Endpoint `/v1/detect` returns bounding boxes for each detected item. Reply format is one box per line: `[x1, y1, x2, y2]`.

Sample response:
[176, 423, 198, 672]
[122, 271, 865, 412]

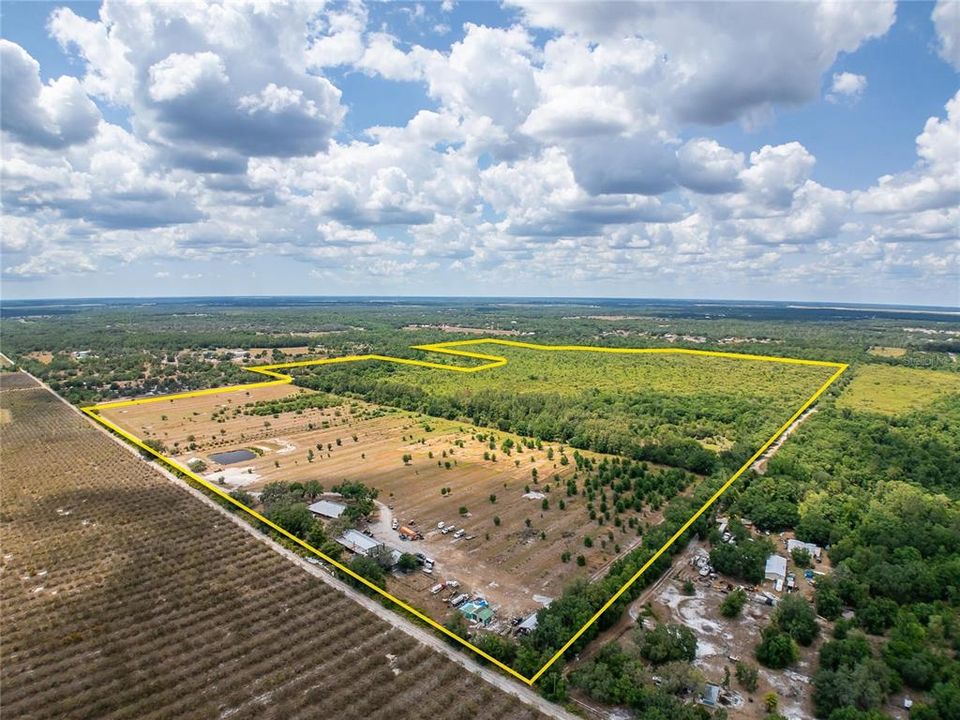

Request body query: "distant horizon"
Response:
[2, 293, 958, 313]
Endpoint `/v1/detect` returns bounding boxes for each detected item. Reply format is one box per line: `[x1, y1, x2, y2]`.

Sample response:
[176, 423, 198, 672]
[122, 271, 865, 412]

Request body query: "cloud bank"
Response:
[1, 0, 957, 303]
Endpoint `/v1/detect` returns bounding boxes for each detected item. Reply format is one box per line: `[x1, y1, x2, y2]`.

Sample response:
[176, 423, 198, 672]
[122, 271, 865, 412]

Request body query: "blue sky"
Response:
[1, 1, 957, 304]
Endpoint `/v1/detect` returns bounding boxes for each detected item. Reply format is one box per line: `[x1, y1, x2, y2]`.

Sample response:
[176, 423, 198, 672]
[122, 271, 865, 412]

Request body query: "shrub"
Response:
[736, 661, 759, 693]
[756, 626, 798, 669]
[636, 623, 697, 665]
[775, 594, 819, 646]
[720, 588, 747, 618]
[791, 547, 812, 568]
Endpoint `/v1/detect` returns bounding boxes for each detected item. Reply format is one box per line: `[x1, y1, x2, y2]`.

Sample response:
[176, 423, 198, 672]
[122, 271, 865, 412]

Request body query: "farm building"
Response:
[459, 601, 495, 625]
[336, 529, 384, 557]
[308, 499, 347, 519]
[517, 612, 539, 634]
[765, 554, 788, 589]
[700, 684, 721, 707]
[786, 538, 822, 561]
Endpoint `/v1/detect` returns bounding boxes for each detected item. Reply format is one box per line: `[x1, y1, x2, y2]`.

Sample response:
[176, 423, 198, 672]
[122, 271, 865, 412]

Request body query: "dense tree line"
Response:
[779, 397, 960, 500]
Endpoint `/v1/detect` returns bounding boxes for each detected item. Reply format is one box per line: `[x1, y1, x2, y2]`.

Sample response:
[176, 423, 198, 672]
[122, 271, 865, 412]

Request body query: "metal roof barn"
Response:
[786, 538, 822, 560]
[308, 500, 347, 519]
[336, 529, 384, 556]
[765, 554, 788, 582]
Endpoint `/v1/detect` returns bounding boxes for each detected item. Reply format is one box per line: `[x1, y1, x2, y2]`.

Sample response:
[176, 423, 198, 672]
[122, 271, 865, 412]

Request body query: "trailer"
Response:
[399, 526, 421, 541]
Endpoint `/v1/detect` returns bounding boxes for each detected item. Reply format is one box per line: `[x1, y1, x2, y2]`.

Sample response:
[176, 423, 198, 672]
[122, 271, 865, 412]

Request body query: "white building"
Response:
[517, 613, 539, 634]
[336, 529, 384, 557]
[765, 554, 788, 586]
[787, 538, 822, 561]
[308, 499, 347, 519]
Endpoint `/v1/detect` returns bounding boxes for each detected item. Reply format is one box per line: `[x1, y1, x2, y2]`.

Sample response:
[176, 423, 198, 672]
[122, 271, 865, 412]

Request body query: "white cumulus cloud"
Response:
[827, 72, 868, 104]
[0, 40, 101, 148]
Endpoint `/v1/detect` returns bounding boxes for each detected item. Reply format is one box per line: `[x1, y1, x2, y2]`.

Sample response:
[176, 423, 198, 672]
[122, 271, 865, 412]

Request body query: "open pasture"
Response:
[837, 363, 960, 415]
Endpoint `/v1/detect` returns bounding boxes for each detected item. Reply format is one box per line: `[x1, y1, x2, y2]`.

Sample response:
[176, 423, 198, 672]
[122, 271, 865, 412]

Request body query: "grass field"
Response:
[0, 376, 548, 720]
[101, 385, 687, 618]
[867, 346, 907, 358]
[837, 364, 960, 415]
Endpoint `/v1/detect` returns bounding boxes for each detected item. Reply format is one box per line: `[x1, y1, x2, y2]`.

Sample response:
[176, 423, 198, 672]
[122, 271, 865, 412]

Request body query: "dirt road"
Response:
[752, 407, 818, 474]
[569, 540, 701, 670]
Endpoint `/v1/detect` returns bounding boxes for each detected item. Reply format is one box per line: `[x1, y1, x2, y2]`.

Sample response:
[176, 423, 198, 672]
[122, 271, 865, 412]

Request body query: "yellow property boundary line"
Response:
[82, 339, 847, 686]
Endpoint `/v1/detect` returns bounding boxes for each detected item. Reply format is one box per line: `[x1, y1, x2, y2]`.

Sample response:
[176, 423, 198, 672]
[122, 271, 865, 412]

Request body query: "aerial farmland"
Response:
[0, 372, 553, 720]
[99, 381, 695, 621]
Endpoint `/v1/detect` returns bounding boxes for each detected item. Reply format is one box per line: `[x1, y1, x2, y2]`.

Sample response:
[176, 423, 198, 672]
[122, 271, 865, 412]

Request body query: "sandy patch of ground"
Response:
[24, 351, 54, 364]
[202, 466, 263, 488]
[651, 572, 819, 720]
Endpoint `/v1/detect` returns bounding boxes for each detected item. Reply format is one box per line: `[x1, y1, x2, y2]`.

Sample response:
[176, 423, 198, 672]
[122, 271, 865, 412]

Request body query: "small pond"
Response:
[209, 449, 257, 465]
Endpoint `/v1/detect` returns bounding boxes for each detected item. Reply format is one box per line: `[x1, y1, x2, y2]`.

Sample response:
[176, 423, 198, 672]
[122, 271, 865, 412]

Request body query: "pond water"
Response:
[209, 449, 257, 465]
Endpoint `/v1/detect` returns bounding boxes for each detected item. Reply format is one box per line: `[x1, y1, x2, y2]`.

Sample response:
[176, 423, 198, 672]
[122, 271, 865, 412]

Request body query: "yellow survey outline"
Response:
[82, 339, 847, 686]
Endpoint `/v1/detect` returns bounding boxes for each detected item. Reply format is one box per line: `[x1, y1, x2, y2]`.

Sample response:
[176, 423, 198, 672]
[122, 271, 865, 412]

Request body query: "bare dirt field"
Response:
[1, 376, 549, 720]
[867, 346, 907, 358]
[24, 350, 55, 364]
[101, 384, 672, 619]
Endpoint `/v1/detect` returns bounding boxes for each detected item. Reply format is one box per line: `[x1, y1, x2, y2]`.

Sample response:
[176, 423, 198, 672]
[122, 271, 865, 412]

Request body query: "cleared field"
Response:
[837, 364, 960, 415]
[0, 377, 548, 720]
[102, 385, 684, 618]
[24, 351, 55, 364]
[867, 346, 907, 358]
